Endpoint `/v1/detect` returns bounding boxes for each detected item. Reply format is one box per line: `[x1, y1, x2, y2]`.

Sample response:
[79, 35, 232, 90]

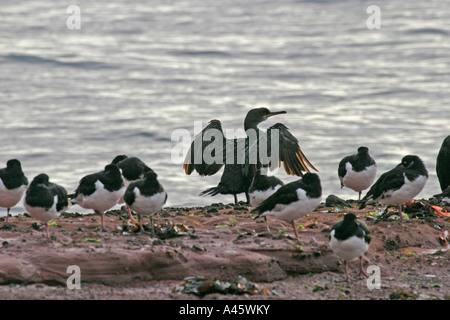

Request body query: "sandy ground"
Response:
[0, 197, 448, 301]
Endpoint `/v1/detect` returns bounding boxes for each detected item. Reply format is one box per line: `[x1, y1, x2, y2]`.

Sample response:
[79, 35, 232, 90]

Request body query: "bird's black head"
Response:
[302, 172, 320, 183]
[104, 164, 121, 176]
[111, 155, 128, 165]
[144, 170, 158, 181]
[31, 173, 50, 186]
[343, 212, 357, 223]
[244, 108, 287, 131]
[6, 159, 22, 171]
[400, 155, 426, 170]
[357, 146, 369, 154]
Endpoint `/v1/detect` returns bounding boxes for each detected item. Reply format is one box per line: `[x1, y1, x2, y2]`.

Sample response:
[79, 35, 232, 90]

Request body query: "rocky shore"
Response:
[0, 197, 448, 300]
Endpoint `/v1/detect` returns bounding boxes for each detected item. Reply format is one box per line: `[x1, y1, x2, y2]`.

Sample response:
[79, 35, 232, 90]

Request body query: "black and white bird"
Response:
[436, 134, 450, 192]
[338, 146, 377, 200]
[329, 213, 371, 281]
[70, 164, 124, 231]
[252, 173, 322, 240]
[249, 168, 284, 207]
[124, 170, 167, 234]
[111, 155, 154, 204]
[24, 174, 70, 240]
[359, 155, 428, 222]
[0, 159, 28, 223]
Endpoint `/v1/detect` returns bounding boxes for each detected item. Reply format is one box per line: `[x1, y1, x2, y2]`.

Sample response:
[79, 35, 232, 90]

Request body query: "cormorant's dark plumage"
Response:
[184, 108, 317, 204]
[436, 135, 450, 192]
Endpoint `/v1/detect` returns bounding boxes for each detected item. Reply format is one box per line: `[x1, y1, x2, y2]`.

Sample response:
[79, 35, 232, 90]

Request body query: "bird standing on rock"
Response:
[24, 174, 70, 240]
[252, 172, 322, 240]
[338, 146, 377, 200]
[359, 155, 428, 222]
[184, 108, 317, 204]
[0, 159, 28, 223]
[70, 164, 124, 231]
[329, 213, 371, 281]
[124, 170, 167, 234]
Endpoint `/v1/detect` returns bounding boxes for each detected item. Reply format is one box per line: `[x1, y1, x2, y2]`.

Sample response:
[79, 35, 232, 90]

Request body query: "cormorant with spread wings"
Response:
[183, 108, 318, 204]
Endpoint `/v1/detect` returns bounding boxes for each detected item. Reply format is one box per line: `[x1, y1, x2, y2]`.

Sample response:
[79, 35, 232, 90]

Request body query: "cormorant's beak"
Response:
[264, 111, 287, 118]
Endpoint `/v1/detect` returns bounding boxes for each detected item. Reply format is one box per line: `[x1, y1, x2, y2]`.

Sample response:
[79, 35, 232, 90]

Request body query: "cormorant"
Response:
[183, 108, 317, 204]
[436, 134, 450, 192]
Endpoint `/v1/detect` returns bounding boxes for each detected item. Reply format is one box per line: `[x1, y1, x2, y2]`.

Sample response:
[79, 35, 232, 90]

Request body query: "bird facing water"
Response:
[24, 173, 69, 240]
[124, 170, 167, 234]
[338, 146, 377, 200]
[0, 159, 28, 223]
[70, 164, 124, 231]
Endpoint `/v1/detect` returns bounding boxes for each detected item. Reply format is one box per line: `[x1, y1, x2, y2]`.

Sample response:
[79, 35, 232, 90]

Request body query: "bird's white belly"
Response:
[263, 189, 321, 222]
[0, 181, 27, 208]
[24, 196, 60, 223]
[379, 174, 427, 205]
[329, 232, 369, 261]
[74, 181, 124, 212]
[342, 163, 377, 192]
[131, 189, 166, 215]
[250, 185, 281, 207]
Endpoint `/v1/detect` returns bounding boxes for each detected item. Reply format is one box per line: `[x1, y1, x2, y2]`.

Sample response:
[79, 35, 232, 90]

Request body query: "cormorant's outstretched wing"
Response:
[265, 123, 318, 176]
[183, 119, 227, 176]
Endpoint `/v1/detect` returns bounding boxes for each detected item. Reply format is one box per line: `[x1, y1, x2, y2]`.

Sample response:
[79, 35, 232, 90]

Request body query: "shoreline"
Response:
[0, 198, 448, 300]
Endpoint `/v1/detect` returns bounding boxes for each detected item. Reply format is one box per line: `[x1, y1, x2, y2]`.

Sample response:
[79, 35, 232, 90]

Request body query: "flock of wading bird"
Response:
[1, 108, 449, 280]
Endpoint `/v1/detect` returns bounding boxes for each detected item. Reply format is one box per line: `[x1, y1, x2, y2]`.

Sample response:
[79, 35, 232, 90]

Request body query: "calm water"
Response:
[1, 0, 449, 215]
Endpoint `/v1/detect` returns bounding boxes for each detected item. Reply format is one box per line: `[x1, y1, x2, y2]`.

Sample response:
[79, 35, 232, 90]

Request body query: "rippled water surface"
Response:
[1, 0, 449, 214]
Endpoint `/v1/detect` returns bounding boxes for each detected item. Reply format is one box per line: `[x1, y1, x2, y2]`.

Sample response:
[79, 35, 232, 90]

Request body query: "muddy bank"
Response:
[0, 198, 448, 300]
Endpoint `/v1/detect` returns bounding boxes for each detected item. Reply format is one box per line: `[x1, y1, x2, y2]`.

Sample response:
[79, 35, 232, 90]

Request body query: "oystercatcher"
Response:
[0, 159, 28, 223]
[329, 213, 371, 281]
[248, 168, 284, 232]
[111, 155, 154, 204]
[359, 155, 428, 222]
[124, 170, 167, 234]
[252, 172, 322, 240]
[338, 146, 377, 200]
[24, 174, 70, 239]
[70, 164, 124, 231]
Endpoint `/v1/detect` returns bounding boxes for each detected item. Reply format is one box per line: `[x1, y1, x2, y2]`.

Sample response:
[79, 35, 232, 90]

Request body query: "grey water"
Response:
[1, 0, 449, 215]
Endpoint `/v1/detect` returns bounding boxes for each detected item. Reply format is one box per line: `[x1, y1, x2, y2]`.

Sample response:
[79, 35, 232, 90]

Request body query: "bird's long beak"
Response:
[264, 110, 287, 118]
